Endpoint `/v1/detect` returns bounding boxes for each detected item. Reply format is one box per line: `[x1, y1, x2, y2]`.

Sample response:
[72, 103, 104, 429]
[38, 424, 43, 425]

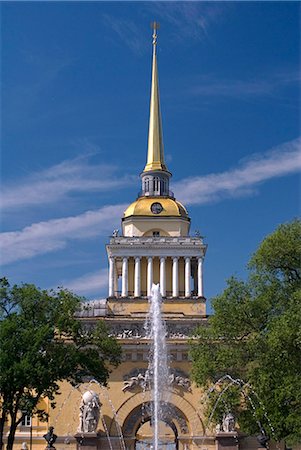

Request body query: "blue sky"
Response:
[1, 1, 300, 312]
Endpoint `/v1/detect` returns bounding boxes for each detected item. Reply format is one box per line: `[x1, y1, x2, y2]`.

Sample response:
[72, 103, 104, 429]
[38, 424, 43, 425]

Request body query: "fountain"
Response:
[199, 375, 275, 449]
[66, 284, 276, 450]
[145, 284, 170, 450]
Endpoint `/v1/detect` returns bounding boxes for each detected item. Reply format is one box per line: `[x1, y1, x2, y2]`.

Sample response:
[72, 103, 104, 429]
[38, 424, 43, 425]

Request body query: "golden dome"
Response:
[123, 197, 189, 219]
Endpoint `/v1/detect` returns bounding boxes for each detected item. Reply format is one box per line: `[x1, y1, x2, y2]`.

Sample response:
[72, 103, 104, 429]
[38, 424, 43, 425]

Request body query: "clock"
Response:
[151, 202, 163, 214]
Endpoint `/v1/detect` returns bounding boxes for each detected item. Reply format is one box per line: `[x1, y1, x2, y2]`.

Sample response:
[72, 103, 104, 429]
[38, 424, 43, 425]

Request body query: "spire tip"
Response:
[151, 21, 160, 45]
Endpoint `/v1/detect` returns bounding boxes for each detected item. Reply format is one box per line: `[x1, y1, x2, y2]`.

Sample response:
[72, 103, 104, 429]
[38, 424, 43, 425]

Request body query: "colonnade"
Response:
[108, 256, 203, 298]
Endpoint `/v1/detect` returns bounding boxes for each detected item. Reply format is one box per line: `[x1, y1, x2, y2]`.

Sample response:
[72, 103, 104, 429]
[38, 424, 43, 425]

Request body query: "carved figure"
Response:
[222, 413, 235, 432]
[122, 373, 147, 391]
[43, 426, 57, 448]
[168, 373, 191, 391]
[122, 369, 191, 392]
[78, 391, 101, 433]
[112, 229, 119, 237]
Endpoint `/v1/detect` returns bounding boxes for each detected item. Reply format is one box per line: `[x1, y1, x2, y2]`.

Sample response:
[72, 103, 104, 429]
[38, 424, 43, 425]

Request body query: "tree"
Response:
[190, 219, 301, 444]
[0, 279, 122, 450]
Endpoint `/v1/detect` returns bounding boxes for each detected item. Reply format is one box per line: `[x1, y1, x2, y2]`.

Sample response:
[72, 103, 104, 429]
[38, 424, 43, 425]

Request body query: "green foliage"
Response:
[0, 279, 121, 450]
[190, 219, 301, 444]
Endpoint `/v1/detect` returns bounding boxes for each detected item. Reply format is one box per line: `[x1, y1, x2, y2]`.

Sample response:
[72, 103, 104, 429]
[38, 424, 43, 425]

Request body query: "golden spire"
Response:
[143, 22, 168, 173]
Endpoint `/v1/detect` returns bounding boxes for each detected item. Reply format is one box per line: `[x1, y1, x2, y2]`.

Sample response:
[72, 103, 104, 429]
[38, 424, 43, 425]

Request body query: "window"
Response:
[144, 178, 150, 192]
[170, 352, 177, 361]
[163, 179, 167, 194]
[153, 231, 160, 237]
[21, 415, 32, 427]
[153, 177, 159, 192]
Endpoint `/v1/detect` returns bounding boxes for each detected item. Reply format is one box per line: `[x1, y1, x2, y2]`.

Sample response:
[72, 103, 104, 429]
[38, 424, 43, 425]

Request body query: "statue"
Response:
[222, 413, 235, 432]
[78, 391, 101, 433]
[43, 426, 57, 448]
[256, 422, 270, 448]
[215, 423, 221, 433]
[112, 229, 119, 237]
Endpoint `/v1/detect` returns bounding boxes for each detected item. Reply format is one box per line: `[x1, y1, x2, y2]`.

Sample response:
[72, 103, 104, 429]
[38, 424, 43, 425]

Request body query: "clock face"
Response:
[151, 202, 163, 214]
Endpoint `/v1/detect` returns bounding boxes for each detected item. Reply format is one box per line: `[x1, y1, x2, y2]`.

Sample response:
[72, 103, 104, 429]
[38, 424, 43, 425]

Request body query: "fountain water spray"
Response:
[146, 284, 170, 450]
[199, 375, 278, 450]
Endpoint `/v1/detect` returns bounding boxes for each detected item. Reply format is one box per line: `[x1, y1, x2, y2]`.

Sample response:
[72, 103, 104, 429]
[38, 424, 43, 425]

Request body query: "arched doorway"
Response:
[135, 419, 177, 450]
[122, 401, 188, 450]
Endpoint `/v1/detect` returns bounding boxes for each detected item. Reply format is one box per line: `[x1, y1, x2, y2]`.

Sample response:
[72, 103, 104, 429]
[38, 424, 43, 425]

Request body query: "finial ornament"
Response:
[151, 21, 160, 45]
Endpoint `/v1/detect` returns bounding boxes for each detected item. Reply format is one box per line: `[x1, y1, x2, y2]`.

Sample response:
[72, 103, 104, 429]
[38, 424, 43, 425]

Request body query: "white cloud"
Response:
[173, 137, 301, 205]
[2, 138, 300, 267]
[62, 269, 108, 296]
[1, 155, 134, 210]
[0, 204, 127, 265]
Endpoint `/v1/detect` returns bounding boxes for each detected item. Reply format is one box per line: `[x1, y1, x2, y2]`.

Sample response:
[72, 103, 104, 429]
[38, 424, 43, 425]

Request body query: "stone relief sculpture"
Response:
[222, 413, 235, 432]
[78, 390, 101, 433]
[108, 323, 193, 340]
[169, 373, 191, 391]
[122, 369, 191, 392]
[122, 373, 147, 391]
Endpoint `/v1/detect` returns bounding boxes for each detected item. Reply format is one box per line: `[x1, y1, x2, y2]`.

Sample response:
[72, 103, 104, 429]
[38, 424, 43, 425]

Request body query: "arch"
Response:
[135, 416, 178, 450]
[122, 401, 188, 438]
[112, 391, 205, 437]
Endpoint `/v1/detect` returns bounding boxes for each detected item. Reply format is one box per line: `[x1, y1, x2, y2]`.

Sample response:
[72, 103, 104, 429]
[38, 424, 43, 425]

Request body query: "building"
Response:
[10, 26, 268, 450]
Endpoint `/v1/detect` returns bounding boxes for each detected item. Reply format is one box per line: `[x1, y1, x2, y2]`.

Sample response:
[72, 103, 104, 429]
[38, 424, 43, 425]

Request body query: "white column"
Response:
[172, 257, 179, 298]
[147, 257, 153, 297]
[109, 257, 114, 297]
[134, 257, 141, 297]
[160, 257, 166, 297]
[122, 257, 128, 297]
[185, 257, 191, 298]
[114, 263, 118, 297]
[198, 257, 204, 297]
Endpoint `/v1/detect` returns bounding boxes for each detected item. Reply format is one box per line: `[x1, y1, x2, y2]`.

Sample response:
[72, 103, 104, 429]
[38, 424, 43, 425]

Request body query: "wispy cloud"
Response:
[102, 3, 225, 54]
[0, 204, 126, 265]
[150, 2, 225, 42]
[2, 139, 300, 266]
[173, 137, 301, 205]
[189, 71, 301, 99]
[1, 155, 134, 211]
[102, 15, 146, 54]
[62, 269, 108, 297]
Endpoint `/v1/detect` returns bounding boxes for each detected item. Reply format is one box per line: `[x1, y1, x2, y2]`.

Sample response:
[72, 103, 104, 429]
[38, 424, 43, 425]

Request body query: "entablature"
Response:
[106, 236, 207, 258]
